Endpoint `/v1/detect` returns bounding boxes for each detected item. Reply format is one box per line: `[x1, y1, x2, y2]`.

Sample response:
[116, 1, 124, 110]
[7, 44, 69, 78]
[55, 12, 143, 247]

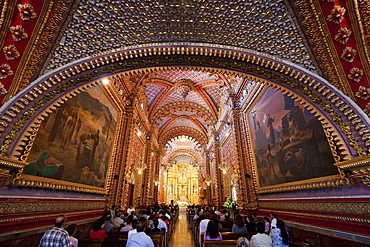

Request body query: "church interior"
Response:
[0, 0, 369, 246]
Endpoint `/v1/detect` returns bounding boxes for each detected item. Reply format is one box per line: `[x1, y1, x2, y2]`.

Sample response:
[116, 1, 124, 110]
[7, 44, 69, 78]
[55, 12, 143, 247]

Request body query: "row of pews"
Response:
[79, 209, 179, 247]
[187, 210, 256, 247]
[187, 211, 310, 247]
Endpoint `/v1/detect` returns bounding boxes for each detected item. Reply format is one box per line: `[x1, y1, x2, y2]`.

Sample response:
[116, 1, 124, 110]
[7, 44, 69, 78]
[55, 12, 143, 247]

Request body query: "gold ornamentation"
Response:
[13, 174, 106, 194]
[334, 27, 351, 44]
[341, 47, 357, 62]
[348, 68, 363, 82]
[17, 3, 37, 21]
[363, 103, 370, 117]
[9, 25, 28, 41]
[259, 201, 370, 216]
[355, 86, 370, 100]
[0, 82, 7, 95]
[0, 63, 14, 79]
[336, 155, 370, 188]
[3, 45, 20, 60]
[327, 5, 346, 24]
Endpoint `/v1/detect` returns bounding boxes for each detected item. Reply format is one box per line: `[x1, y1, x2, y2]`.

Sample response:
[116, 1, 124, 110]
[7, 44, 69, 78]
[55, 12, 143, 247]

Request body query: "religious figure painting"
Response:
[24, 86, 118, 188]
[248, 87, 337, 187]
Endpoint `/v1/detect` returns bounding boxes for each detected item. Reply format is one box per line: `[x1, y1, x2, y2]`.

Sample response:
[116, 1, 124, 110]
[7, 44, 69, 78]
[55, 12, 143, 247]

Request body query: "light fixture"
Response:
[135, 158, 147, 174]
[219, 160, 229, 174]
[102, 78, 110, 85]
[205, 178, 212, 186]
[153, 178, 159, 186]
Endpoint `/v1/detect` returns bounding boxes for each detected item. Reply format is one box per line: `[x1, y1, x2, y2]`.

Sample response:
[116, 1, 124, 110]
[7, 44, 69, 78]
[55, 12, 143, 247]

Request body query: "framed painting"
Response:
[247, 87, 338, 189]
[23, 85, 118, 189]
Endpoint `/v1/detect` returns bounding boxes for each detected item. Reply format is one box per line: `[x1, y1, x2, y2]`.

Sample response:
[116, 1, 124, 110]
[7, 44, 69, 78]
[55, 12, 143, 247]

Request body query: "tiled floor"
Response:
[168, 208, 194, 247]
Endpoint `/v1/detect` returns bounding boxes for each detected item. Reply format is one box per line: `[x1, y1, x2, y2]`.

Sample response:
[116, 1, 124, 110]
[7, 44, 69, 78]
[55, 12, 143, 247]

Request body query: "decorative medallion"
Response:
[0, 64, 14, 79]
[9, 25, 28, 42]
[348, 68, 363, 82]
[334, 27, 351, 44]
[355, 86, 370, 100]
[327, 5, 346, 24]
[340, 47, 357, 63]
[17, 3, 37, 21]
[3, 45, 20, 60]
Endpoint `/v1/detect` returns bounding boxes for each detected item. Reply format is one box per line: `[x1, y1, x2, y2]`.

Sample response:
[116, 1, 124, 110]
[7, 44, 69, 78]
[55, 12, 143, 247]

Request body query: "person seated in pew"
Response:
[127, 219, 139, 238]
[157, 216, 168, 232]
[139, 216, 152, 237]
[250, 221, 272, 247]
[66, 224, 78, 247]
[204, 221, 222, 244]
[245, 215, 256, 232]
[120, 215, 134, 232]
[269, 219, 289, 247]
[232, 215, 247, 233]
[237, 237, 250, 247]
[221, 213, 234, 228]
[151, 219, 162, 233]
[89, 218, 108, 240]
[211, 215, 222, 229]
[126, 221, 154, 247]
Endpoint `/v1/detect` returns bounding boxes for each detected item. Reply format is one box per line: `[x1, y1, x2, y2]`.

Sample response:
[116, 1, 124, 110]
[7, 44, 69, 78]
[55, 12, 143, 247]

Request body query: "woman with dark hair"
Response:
[89, 219, 107, 239]
[245, 215, 256, 232]
[232, 215, 247, 232]
[270, 212, 277, 230]
[269, 219, 289, 247]
[204, 221, 222, 242]
[263, 217, 271, 234]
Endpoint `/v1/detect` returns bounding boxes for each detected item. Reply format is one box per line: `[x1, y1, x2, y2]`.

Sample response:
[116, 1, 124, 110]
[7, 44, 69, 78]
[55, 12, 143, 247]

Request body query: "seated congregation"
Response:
[38, 202, 178, 247]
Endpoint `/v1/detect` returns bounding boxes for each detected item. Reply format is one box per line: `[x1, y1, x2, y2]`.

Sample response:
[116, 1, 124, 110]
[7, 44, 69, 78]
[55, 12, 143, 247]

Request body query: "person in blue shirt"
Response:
[126, 221, 154, 247]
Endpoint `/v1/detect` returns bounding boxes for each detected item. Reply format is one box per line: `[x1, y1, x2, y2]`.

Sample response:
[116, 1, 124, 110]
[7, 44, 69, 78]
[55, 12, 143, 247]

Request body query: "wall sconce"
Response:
[154, 178, 159, 186]
[219, 161, 229, 174]
[135, 158, 147, 174]
[205, 178, 212, 186]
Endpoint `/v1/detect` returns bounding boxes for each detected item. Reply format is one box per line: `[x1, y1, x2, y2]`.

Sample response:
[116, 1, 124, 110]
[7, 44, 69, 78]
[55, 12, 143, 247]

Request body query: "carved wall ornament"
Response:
[17, 3, 37, 21]
[364, 103, 370, 117]
[9, 25, 28, 42]
[327, 5, 346, 24]
[3, 45, 20, 60]
[340, 47, 357, 63]
[348, 68, 363, 82]
[0, 64, 14, 79]
[334, 27, 352, 44]
[355, 86, 370, 100]
[0, 82, 7, 95]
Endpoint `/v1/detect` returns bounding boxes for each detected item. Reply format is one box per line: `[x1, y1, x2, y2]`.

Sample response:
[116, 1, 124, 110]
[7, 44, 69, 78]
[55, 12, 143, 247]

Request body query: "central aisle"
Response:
[168, 208, 194, 247]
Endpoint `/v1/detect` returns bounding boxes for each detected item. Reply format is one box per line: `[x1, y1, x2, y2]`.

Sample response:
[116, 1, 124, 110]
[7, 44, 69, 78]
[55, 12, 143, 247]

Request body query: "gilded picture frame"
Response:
[12, 84, 119, 194]
[246, 86, 351, 193]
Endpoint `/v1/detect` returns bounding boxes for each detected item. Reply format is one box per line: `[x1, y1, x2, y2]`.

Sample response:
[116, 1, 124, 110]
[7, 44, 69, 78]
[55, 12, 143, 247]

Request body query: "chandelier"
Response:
[135, 159, 147, 174]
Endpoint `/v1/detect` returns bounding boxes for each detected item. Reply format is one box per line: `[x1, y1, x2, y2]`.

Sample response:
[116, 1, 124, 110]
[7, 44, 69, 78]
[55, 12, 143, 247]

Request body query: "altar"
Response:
[177, 201, 189, 207]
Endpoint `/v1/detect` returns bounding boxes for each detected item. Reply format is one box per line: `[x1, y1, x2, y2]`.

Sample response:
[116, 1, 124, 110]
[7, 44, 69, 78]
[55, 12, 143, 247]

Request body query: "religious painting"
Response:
[248, 87, 337, 187]
[24, 86, 118, 188]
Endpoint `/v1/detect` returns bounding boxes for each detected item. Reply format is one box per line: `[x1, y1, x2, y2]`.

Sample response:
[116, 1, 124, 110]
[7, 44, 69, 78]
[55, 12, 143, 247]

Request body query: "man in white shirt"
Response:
[250, 221, 273, 247]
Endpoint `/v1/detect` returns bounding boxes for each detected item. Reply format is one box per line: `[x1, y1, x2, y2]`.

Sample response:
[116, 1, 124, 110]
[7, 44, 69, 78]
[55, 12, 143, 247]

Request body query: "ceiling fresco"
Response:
[45, 0, 316, 73]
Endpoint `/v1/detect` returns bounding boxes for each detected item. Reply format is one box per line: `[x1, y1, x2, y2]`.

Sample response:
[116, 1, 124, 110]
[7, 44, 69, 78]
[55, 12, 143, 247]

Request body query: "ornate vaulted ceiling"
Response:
[45, 0, 316, 72]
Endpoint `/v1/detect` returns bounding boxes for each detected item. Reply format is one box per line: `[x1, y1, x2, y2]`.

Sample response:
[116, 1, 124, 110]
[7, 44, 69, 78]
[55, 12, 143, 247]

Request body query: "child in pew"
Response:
[204, 221, 222, 246]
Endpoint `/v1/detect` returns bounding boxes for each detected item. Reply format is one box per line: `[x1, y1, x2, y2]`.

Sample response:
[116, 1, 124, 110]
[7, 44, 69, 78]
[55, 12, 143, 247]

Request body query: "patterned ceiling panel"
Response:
[45, 0, 316, 72]
[144, 84, 164, 107]
[166, 118, 203, 132]
[157, 88, 211, 113]
[157, 117, 171, 130]
[204, 86, 225, 108]
[149, 70, 210, 83]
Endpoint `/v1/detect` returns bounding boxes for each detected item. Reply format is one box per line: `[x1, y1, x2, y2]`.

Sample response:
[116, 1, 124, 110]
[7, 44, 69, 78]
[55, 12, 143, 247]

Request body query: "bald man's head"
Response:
[54, 215, 67, 227]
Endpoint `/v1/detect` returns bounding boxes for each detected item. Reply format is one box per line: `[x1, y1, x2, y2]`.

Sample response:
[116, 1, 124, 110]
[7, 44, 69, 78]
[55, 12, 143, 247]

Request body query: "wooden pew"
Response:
[79, 237, 105, 247]
[151, 232, 164, 247]
[201, 231, 256, 247]
[204, 240, 238, 247]
[289, 238, 310, 247]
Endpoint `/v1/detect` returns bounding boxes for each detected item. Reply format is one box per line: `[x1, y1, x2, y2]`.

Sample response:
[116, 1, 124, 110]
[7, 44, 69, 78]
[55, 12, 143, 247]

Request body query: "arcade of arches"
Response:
[0, 0, 370, 246]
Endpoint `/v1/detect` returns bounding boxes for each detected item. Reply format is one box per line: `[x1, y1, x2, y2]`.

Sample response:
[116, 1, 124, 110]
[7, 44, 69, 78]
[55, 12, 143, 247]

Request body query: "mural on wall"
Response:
[248, 87, 337, 187]
[24, 86, 117, 188]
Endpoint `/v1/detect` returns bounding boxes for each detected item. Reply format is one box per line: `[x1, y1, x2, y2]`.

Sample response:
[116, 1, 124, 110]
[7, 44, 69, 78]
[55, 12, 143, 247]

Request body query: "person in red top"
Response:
[89, 219, 107, 239]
